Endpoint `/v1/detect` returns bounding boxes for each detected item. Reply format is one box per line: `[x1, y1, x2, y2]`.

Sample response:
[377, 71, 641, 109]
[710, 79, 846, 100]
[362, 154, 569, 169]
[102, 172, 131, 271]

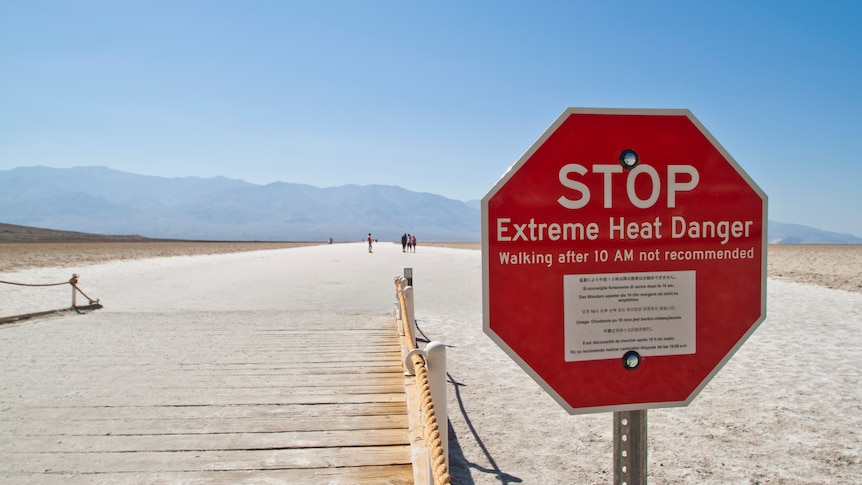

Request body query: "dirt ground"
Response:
[766, 244, 862, 293]
[2, 239, 860, 294]
[0, 241, 322, 273]
[0, 223, 324, 274]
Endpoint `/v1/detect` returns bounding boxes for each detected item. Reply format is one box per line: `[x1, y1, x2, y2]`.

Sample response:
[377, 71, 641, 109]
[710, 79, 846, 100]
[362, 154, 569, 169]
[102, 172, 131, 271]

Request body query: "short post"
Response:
[404, 267, 413, 286]
[425, 341, 448, 470]
[70, 274, 78, 307]
[394, 277, 404, 333]
[614, 410, 647, 485]
[404, 286, 416, 346]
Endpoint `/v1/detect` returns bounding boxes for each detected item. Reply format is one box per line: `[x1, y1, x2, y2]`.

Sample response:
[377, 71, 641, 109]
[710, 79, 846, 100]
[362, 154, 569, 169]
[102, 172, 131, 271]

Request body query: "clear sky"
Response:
[2, 1, 861, 236]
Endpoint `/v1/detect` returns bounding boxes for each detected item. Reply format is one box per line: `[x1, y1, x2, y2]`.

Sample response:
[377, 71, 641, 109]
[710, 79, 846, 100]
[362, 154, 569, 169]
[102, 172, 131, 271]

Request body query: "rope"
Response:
[0, 279, 69, 287]
[71, 282, 99, 305]
[396, 278, 451, 485]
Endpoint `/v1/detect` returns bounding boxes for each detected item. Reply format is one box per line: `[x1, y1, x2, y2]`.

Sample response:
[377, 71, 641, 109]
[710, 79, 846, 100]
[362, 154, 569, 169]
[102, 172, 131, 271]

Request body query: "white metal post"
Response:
[394, 277, 404, 334]
[425, 341, 448, 470]
[404, 286, 416, 346]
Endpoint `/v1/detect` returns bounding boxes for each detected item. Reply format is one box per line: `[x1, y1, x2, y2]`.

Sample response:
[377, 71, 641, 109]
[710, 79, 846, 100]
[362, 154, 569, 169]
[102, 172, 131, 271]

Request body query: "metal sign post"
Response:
[614, 410, 647, 485]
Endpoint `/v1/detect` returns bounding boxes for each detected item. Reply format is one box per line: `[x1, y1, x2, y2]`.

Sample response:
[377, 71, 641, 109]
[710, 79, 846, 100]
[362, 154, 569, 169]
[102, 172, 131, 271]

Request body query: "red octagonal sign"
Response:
[482, 108, 767, 414]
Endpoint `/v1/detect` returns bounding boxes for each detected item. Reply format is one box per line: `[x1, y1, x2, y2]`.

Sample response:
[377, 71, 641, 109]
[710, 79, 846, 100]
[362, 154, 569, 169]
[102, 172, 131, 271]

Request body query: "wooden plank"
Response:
[0, 414, 408, 435]
[0, 392, 408, 408]
[2, 415, 407, 434]
[7, 429, 411, 453]
[0, 401, 408, 421]
[0, 445, 413, 473]
[1, 464, 414, 485]
[0, 378, 408, 394]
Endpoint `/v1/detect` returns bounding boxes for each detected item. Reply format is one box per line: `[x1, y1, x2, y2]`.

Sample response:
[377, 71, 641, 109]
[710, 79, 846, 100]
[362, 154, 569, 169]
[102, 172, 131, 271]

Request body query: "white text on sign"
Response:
[557, 163, 699, 209]
[496, 216, 754, 245]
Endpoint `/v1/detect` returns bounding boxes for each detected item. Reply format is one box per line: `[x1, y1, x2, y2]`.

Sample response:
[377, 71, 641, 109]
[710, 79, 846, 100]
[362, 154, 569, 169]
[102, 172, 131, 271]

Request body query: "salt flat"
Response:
[2, 242, 861, 483]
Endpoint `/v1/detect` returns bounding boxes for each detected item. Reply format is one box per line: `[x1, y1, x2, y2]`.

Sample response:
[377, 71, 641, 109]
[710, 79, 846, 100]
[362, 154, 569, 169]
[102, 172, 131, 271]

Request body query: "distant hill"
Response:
[0, 222, 153, 243]
[1, 166, 859, 244]
[767, 221, 862, 244]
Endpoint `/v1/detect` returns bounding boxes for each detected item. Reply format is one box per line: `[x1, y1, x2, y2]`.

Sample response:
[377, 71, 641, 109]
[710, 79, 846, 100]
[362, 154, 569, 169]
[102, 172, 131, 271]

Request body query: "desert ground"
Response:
[3, 238, 861, 294]
[1, 234, 861, 484]
[0, 222, 323, 273]
[0, 241, 321, 273]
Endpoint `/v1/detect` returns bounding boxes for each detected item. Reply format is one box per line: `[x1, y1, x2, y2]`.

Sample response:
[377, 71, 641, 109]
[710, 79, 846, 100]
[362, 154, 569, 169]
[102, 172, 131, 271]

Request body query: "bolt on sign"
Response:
[482, 108, 767, 414]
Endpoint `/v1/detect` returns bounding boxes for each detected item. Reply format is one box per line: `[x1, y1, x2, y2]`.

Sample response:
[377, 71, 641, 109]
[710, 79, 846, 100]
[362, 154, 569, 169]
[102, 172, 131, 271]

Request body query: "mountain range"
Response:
[1, 166, 859, 244]
[0, 166, 478, 241]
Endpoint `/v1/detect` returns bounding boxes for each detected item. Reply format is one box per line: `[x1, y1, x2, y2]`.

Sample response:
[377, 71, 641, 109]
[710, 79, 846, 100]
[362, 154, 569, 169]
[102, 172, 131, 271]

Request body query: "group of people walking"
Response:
[401, 233, 417, 253]
[364, 233, 417, 253]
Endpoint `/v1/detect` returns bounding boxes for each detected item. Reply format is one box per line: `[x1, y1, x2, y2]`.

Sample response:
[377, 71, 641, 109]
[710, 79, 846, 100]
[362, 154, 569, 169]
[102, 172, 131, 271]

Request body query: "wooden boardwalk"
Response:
[0, 310, 414, 484]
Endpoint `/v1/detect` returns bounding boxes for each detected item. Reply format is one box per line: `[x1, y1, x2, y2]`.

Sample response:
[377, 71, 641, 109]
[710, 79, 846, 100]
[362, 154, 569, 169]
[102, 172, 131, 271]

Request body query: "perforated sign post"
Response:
[482, 108, 766, 483]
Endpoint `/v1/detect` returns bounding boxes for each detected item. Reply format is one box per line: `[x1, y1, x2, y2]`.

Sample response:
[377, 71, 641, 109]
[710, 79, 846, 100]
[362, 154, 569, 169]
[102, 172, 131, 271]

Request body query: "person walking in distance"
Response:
[411, 234, 417, 252]
[401, 233, 408, 253]
[367, 233, 373, 253]
[406, 233, 413, 253]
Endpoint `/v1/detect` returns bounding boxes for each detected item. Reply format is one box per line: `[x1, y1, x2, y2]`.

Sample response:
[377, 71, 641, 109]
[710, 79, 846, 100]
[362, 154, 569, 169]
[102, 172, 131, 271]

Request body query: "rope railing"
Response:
[0, 274, 102, 324]
[0, 279, 68, 287]
[395, 276, 451, 485]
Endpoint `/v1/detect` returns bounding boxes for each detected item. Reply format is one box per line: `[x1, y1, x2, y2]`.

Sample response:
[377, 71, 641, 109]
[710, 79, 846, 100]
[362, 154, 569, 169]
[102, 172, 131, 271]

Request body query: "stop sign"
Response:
[482, 108, 767, 414]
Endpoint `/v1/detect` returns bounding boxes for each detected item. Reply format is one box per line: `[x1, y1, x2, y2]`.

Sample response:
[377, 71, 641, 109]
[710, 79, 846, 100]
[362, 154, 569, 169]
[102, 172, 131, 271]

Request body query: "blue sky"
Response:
[2, 1, 861, 236]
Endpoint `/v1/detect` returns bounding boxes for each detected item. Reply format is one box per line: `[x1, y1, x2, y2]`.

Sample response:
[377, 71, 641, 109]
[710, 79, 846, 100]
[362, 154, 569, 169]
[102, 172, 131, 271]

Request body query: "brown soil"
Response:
[767, 244, 862, 293]
[0, 222, 153, 243]
[0, 223, 322, 273]
[0, 241, 326, 273]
